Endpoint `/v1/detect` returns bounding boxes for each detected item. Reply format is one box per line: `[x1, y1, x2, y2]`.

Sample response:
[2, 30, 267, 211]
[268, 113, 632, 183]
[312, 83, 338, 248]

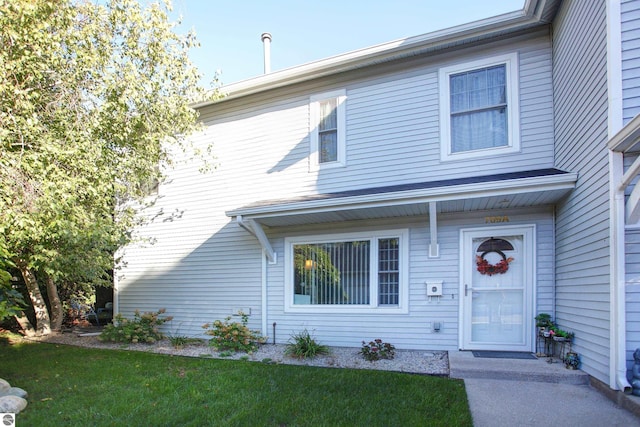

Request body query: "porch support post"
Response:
[236, 216, 277, 264]
[626, 182, 640, 223]
[429, 201, 439, 258]
[618, 154, 640, 191]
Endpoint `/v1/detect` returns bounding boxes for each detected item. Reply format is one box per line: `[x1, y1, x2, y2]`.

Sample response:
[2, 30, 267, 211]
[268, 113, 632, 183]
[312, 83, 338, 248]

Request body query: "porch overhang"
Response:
[608, 114, 640, 223]
[226, 168, 577, 228]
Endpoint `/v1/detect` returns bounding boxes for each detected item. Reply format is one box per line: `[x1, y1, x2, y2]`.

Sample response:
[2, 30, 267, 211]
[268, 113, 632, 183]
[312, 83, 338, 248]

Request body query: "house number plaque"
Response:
[485, 216, 510, 223]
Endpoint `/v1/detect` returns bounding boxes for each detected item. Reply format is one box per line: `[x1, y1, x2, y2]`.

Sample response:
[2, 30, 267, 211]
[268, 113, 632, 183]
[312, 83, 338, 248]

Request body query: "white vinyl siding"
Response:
[553, 0, 610, 384]
[622, 0, 640, 123]
[193, 36, 553, 198]
[316, 35, 552, 193]
[439, 53, 520, 162]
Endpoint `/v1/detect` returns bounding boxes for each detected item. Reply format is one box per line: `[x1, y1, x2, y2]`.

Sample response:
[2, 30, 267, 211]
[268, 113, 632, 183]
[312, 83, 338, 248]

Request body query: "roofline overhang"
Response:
[608, 114, 640, 153]
[226, 171, 577, 222]
[192, 0, 557, 109]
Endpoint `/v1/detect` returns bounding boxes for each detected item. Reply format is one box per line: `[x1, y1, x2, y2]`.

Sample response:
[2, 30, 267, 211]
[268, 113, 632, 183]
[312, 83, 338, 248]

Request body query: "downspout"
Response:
[607, 0, 631, 393]
[236, 215, 273, 337]
[261, 248, 268, 338]
[610, 150, 632, 393]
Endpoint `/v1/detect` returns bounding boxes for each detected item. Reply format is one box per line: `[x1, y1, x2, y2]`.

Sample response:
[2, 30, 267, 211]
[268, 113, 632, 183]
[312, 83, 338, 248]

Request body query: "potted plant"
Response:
[550, 327, 574, 342]
[535, 313, 553, 334]
[564, 352, 580, 369]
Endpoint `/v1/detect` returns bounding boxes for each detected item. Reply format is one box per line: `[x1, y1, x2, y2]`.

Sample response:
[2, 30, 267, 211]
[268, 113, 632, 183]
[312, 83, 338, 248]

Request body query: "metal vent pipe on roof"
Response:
[261, 32, 272, 74]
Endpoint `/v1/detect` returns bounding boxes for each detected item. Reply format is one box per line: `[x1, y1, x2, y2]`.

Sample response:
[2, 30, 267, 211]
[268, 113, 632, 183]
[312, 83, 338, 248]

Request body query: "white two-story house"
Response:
[115, 0, 640, 394]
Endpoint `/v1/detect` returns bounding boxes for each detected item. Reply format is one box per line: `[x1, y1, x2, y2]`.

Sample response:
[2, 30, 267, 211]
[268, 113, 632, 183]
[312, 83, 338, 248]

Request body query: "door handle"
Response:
[465, 284, 469, 296]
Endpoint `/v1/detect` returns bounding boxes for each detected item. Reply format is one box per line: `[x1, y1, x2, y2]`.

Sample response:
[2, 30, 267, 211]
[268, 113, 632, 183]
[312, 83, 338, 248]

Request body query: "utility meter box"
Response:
[426, 281, 443, 297]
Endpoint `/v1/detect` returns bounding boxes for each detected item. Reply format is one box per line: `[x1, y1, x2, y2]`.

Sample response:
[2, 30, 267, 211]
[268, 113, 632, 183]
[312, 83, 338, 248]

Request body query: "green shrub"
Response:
[284, 329, 329, 359]
[202, 312, 264, 353]
[360, 339, 395, 361]
[99, 309, 172, 344]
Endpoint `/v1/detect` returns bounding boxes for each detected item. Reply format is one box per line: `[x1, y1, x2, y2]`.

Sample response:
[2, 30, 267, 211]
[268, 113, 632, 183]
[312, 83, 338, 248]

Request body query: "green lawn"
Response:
[0, 339, 472, 426]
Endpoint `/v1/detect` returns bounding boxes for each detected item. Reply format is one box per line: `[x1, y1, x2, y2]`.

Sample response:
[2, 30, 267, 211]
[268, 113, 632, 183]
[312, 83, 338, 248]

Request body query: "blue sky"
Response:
[171, 0, 525, 88]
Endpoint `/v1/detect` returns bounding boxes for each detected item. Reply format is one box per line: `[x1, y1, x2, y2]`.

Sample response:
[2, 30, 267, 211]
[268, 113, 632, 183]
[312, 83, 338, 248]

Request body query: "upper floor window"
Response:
[309, 89, 346, 170]
[439, 53, 520, 161]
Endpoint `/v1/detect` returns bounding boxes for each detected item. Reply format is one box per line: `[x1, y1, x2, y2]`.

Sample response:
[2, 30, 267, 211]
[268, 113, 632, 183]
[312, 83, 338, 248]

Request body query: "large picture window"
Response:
[439, 53, 520, 161]
[284, 230, 408, 313]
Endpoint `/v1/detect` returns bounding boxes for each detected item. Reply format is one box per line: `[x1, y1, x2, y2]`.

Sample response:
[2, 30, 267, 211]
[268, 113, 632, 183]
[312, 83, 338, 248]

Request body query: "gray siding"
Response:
[552, 0, 610, 383]
[116, 142, 265, 334]
[622, 0, 640, 123]
[320, 36, 556, 193]
[201, 33, 555, 198]
[264, 209, 554, 350]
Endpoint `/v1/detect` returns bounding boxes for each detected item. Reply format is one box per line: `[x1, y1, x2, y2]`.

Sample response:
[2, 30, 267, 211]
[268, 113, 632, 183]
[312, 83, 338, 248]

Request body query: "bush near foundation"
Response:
[202, 312, 265, 353]
[99, 309, 172, 344]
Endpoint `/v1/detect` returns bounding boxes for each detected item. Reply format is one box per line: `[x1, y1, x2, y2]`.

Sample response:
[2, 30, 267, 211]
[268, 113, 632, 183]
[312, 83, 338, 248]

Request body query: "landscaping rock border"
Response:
[0, 378, 27, 414]
[29, 331, 449, 376]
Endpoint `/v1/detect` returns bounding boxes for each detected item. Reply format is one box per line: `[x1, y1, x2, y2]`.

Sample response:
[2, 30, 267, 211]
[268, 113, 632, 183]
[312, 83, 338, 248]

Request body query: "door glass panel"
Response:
[470, 235, 524, 346]
[471, 290, 523, 343]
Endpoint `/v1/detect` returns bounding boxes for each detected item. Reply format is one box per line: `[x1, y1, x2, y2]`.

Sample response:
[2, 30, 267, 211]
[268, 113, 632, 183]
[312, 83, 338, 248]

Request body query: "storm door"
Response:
[460, 226, 535, 351]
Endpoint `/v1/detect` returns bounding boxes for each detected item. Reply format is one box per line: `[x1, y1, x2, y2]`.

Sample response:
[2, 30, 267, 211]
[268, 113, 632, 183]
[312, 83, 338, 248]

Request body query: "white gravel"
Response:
[32, 332, 449, 376]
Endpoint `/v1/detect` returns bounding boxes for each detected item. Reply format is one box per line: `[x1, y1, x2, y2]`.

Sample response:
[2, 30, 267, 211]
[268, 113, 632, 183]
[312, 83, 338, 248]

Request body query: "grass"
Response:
[0, 337, 472, 426]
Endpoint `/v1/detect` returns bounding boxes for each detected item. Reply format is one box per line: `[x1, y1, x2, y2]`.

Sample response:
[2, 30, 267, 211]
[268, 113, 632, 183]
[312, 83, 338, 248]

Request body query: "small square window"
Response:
[310, 90, 346, 170]
[439, 53, 520, 161]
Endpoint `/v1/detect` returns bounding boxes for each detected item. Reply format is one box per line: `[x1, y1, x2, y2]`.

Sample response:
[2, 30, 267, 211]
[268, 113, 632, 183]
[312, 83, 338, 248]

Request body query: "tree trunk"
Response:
[14, 312, 36, 337]
[17, 263, 51, 336]
[45, 276, 63, 331]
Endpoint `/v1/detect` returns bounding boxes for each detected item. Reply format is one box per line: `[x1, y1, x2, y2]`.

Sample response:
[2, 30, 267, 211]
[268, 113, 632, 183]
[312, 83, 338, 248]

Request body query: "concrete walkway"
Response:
[448, 351, 640, 427]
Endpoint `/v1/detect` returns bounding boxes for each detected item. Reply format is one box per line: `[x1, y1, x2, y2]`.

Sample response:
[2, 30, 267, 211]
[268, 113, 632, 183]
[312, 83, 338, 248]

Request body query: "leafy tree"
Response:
[0, 0, 212, 334]
[0, 239, 26, 321]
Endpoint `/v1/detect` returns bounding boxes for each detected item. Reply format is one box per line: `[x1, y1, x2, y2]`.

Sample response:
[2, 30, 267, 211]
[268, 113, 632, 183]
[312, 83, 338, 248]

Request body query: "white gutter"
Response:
[607, 0, 631, 394]
[192, 0, 554, 108]
[608, 114, 640, 152]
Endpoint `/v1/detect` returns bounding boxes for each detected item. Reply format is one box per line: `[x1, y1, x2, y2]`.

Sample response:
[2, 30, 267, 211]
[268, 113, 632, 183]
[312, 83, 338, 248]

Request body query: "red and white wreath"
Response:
[476, 250, 514, 276]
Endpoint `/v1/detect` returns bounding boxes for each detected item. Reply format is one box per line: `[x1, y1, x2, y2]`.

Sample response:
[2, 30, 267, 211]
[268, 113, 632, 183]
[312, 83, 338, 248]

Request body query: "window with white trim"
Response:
[439, 53, 520, 161]
[284, 230, 408, 313]
[309, 89, 346, 169]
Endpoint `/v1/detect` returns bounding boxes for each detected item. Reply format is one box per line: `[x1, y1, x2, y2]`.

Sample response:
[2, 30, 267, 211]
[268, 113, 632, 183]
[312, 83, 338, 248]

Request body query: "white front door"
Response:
[460, 225, 535, 351]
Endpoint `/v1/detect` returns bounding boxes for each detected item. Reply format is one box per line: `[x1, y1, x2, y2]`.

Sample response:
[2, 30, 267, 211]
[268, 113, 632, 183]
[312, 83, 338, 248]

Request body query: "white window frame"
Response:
[284, 229, 409, 314]
[309, 89, 347, 170]
[439, 53, 520, 162]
